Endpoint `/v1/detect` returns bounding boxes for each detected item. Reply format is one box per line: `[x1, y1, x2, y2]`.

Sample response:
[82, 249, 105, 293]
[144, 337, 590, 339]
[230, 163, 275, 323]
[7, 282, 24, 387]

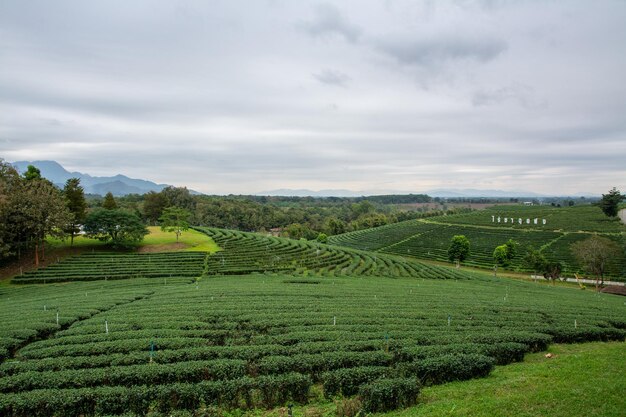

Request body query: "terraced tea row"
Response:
[11, 252, 207, 284]
[441, 205, 625, 233]
[0, 280, 175, 363]
[195, 227, 469, 280]
[0, 275, 624, 415]
[329, 219, 626, 279]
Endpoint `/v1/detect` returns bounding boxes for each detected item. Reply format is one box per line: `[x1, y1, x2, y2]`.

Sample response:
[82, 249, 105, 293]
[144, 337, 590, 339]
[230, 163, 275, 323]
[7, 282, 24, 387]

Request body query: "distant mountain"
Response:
[12, 160, 173, 196]
[425, 188, 547, 198]
[258, 188, 551, 198]
[256, 189, 366, 197]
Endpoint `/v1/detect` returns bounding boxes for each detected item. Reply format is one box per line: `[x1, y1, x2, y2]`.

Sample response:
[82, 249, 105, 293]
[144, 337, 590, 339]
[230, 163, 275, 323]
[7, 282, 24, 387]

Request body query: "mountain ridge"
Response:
[12, 160, 172, 196]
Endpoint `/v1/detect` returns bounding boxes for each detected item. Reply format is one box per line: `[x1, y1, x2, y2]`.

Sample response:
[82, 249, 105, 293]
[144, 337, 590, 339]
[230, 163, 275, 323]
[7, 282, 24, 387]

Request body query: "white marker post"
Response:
[105, 320, 109, 334]
[333, 316, 336, 326]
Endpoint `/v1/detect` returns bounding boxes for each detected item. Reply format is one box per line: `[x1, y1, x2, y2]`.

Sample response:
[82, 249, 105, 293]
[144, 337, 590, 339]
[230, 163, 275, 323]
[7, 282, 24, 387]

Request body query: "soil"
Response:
[137, 243, 188, 253]
[600, 285, 626, 296]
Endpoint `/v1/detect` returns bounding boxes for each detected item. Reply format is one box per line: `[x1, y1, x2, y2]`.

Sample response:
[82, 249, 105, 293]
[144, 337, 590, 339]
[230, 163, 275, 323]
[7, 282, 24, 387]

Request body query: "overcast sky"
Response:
[1, 0, 625, 195]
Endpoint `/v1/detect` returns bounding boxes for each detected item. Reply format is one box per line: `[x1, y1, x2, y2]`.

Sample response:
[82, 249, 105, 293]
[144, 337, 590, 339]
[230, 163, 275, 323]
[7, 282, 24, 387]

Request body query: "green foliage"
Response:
[571, 235, 622, 287]
[493, 245, 509, 267]
[447, 235, 470, 266]
[159, 206, 192, 242]
[598, 187, 624, 218]
[522, 245, 547, 275]
[83, 209, 148, 247]
[63, 178, 87, 245]
[142, 191, 167, 224]
[22, 165, 41, 181]
[0, 273, 625, 415]
[493, 239, 518, 268]
[359, 377, 420, 412]
[102, 192, 118, 209]
[316, 233, 328, 244]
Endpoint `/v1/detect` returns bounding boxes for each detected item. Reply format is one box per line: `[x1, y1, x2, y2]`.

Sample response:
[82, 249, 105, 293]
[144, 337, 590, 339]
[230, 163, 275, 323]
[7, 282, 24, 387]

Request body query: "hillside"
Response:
[328, 205, 626, 280]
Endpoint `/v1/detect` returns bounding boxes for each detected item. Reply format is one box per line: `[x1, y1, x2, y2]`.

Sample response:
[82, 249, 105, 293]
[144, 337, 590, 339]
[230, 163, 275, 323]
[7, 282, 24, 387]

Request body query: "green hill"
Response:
[329, 205, 626, 280]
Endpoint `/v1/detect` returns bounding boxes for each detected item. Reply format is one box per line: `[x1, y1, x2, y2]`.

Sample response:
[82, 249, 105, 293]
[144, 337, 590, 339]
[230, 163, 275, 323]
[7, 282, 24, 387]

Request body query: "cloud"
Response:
[471, 83, 546, 109]
[298, 3, 361, 43]
[312, 69, 351, 87]
[375, 35, 507, 67]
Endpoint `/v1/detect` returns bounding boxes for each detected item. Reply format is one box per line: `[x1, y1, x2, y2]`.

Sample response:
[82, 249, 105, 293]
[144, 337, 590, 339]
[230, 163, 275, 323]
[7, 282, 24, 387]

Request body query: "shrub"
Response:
[359, 377, 420, 412]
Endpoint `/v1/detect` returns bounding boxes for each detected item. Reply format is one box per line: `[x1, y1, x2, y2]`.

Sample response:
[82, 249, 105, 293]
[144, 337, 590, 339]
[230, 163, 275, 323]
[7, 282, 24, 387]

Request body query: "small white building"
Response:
[523, 201, 533, 206]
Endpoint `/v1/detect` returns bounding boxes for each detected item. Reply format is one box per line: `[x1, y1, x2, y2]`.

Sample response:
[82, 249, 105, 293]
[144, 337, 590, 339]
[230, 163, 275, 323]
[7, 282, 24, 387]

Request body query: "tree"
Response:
[316, 233, 328, 244]
[18, 178, 70, 265]
[0, 160, 21, 258]
[521, 245, 547, 280]
[571, 235, 621, 291]
[543, 261, 563, 285]
[324, 217, 347, 235]
[493, 239, 518, 276]
[597, 187, 624, 218]
[84, 209, 148, 247]
[63, 178, 87, 246]
[23, 165, 42, 181]
[447, 235, 470, 268]
[143, 191, 167, 225]
[161, 186, 195, 211]
[102, 192, 118, 210]
[159, 206, 192, 242]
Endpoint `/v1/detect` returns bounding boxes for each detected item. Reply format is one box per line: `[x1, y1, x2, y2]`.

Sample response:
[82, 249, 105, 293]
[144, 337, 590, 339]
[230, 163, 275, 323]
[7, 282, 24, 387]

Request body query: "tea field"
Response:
[1, 266, 625, 414]
[329, 205, 626, 280]
[0, 226, 625, 416]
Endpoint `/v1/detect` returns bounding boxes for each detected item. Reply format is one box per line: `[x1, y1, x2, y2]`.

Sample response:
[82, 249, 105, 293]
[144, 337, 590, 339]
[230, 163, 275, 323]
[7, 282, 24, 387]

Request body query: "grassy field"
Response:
[46, 227, 220, 253]
[0, 226, 624, 416]
[239, 341, 625, 417]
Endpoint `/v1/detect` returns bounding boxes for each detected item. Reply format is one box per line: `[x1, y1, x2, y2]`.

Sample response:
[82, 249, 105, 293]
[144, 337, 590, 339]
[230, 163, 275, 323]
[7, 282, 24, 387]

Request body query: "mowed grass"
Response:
[141, 226, 220, 252]
[396, 341, 626, 417]
[47, 226, 219, 253]
[246, 342, 625, 417]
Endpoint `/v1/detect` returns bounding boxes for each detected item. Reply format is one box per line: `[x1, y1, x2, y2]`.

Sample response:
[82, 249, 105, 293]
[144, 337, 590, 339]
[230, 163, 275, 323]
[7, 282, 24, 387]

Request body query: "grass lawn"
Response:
[238, 342, 625, 417]
[388, 341, 626, 417]
[140, 226, 220, 252]
[46, 226, 219, 253]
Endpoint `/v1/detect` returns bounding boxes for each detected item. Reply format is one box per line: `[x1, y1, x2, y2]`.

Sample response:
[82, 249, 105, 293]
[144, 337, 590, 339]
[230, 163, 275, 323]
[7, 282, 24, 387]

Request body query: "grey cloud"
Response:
[298, 3, 361, 43]
[375, 36, 507, 66]
[312, 69, 351, 87]
[472, 84, 546, 109]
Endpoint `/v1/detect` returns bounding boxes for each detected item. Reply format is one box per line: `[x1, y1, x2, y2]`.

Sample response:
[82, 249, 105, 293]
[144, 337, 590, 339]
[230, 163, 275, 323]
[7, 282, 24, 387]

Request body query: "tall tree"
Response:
[521, 245, 547, 279]
[159, 206, 192, 242]
[16, 177, 70, 265]
[63, 178, 87, 246]
[571, 235, 621, 290]
[448, 235, 470, 268]
[160, 186, 195, 211]
[597, 187, 624, 218]
[84, 209, 148, 247]
[0, 160, 22, 258]
[143, 191, 167, 225]
[493, 239, 518, 276]
[102, 192, 118, 210]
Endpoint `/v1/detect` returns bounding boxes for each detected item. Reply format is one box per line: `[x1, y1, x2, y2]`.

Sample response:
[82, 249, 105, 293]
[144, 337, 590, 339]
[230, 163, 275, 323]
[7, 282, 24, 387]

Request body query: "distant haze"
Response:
[1, 1, 625, 195]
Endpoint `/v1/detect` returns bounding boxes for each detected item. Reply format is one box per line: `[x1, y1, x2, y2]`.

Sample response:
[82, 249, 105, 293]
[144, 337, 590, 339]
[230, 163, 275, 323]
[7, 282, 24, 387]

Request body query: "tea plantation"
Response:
[0, 226, 624, 416]
[329, 205, 626, 279]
